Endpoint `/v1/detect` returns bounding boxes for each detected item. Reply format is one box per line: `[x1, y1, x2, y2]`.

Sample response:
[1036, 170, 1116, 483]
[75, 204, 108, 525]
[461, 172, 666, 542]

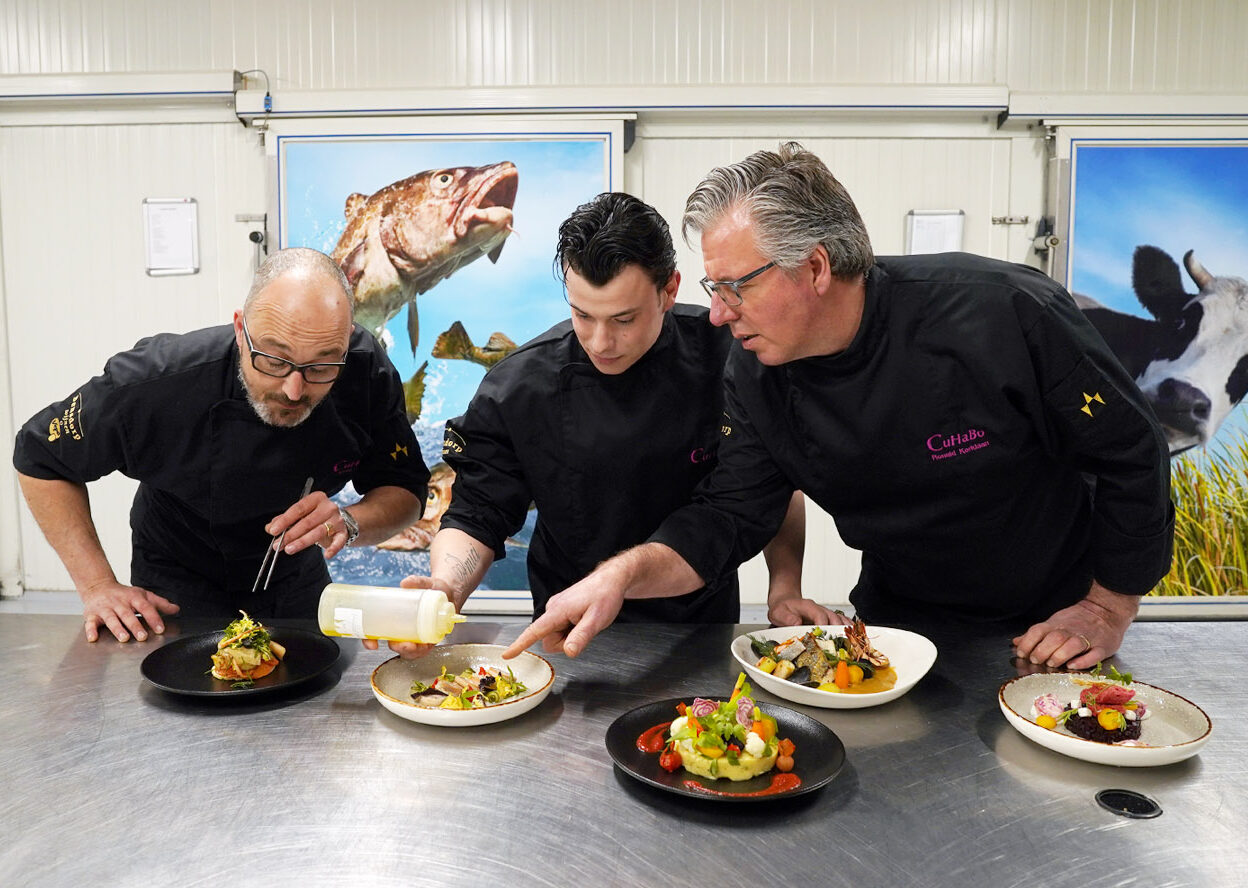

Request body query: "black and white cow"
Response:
[1075, 245, 1248, 454]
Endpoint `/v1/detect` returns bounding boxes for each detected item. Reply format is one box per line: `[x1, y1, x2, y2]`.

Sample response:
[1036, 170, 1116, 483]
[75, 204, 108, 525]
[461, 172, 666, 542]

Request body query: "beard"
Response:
[238, 364, 319, 428]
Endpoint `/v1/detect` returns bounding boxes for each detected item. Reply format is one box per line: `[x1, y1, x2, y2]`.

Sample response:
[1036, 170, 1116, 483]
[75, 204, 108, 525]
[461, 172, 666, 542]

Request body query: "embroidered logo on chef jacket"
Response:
[719, 411, 733, 438]
[689, 445, 716, 464]
[48, 392, 86, 443]
[925, 426, 991, 462]
[390, 443, 409, 461]
[1080, 391, 1105, 417]
[443, 427, 466, 457]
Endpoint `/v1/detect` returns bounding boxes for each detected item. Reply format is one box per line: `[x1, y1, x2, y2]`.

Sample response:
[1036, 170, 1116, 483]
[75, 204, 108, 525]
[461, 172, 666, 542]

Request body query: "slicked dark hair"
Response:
[554, 192, 677, 290]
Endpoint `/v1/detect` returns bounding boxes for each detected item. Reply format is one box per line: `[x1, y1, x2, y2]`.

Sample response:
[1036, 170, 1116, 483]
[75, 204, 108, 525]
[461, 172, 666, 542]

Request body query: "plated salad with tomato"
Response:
[410, 665, 528, 710]
[1030, 664, 1150, 745]
[659, 673, 797, 781]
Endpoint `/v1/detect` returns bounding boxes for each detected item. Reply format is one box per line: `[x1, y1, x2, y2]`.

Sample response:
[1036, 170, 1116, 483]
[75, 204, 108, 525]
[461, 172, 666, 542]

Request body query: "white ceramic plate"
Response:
[730, 625, 937, 709]
[998, 672, 1212, 767]
[371, 644, 555, 727]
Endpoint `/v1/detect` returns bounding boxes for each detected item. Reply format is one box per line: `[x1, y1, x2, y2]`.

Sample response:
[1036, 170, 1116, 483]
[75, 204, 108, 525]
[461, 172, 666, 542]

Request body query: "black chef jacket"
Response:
[439, 304, 740, 621]
[652, 253, 1174, 630]
[13, 324, 429, 619]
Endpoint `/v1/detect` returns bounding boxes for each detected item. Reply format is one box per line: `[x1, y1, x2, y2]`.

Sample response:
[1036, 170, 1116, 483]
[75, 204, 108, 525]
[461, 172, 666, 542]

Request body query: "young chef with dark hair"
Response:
[505, 144, 1174, 666]
[368, 192, 835, 658]
[14, 247, 429, 644]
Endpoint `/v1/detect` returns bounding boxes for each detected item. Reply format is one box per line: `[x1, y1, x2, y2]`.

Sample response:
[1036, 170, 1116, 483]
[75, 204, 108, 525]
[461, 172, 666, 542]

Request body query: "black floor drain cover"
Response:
[1095, 789, 1162, 819]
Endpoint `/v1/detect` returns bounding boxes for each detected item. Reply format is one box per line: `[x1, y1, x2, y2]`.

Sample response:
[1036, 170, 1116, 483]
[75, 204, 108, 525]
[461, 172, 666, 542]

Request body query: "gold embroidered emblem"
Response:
[390, 443, 408, 461]
[1080, 391, 1105, 417]
[48, 419, 62, 442]
[443, 428, 466, 456]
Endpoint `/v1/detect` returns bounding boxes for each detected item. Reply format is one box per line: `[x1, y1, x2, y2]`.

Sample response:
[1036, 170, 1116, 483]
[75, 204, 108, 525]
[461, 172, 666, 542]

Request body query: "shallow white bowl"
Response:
[371, 643, 555, 727]
[998, 672, 1212, 767]
[730, 625, 937, 709]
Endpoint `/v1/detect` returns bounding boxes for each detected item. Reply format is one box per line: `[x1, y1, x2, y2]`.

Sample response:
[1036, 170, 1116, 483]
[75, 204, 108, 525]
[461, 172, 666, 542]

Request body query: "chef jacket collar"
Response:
[568, 309, 679, 379]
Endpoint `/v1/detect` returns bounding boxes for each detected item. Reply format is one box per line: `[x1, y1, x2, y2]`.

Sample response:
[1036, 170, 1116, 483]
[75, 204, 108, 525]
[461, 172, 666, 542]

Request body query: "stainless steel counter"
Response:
[1, 614, 1244, 887]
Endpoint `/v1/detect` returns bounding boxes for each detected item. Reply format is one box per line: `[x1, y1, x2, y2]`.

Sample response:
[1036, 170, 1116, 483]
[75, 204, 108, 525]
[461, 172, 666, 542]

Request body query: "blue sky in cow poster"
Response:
[279, 135, 609, 592]
[1068, 142, 1248, 450]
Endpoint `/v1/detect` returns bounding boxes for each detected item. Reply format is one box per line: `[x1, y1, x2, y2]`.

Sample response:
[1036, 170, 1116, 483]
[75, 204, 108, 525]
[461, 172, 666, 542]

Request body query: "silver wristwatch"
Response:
[338, 507, 360, 547]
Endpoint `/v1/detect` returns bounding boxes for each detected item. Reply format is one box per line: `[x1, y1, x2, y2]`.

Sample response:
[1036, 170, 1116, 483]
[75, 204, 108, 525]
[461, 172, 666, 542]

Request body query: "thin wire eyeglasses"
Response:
[240, 316, 346, 384]
[698, 260, 777, 306]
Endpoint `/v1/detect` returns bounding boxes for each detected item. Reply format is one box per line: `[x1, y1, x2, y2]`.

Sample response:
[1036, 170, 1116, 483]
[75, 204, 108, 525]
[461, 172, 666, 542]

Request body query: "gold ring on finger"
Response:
[1077, 634, 1091, 653]
[324, 522, 335, 542]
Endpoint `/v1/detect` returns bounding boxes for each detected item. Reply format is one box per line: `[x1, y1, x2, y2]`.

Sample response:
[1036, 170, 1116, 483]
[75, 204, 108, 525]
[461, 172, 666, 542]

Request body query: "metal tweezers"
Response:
[253, 476, 314, 593]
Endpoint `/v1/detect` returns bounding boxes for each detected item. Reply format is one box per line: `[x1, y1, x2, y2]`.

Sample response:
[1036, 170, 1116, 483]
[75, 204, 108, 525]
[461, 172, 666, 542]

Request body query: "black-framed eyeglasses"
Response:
[699, 261, 777, 306]
[241, 316, 346, 384]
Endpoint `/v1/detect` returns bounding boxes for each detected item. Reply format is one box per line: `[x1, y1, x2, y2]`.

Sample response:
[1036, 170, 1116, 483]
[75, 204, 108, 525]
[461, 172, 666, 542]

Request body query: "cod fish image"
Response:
[402, 322, 518, 420]
[431, 320, 518, 369]
[331, 161, 519, 352]
[401, 361, 427, 424]
[377, 462, 456, 551]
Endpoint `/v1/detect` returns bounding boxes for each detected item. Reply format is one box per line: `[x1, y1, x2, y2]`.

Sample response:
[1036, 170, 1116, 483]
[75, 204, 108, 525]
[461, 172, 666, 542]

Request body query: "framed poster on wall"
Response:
[1054, 130, 1248, 605]
[268, 118, 624, 610]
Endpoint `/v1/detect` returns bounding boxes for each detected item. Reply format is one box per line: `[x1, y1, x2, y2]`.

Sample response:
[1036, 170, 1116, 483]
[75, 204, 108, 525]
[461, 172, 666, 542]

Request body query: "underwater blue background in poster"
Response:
[279, 135, 608, 592]
[1068, 142, 1248, 444]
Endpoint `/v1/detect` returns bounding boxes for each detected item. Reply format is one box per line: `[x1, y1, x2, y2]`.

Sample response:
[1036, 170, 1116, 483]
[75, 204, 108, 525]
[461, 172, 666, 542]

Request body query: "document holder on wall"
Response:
[143, 197, 200, 276]
[905, 209, 964, 255]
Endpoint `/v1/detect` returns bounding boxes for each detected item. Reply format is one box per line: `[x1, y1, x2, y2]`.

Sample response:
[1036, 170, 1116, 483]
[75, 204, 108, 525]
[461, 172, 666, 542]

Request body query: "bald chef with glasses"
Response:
[14, 248, 429, 644]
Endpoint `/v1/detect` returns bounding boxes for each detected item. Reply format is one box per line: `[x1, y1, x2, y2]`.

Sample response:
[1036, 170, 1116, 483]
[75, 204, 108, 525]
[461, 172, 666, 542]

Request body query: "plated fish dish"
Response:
[1030, 665, 1149, 745]
[209, 611, 285, 687]
[749, 618, 897, 695]
[409, 664, 528, 710]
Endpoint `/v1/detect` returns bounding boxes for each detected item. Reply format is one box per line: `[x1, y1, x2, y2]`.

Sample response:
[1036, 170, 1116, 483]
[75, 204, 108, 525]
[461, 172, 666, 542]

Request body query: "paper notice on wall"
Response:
[143, 198, 199, 275]
[905, 210, 964, 255]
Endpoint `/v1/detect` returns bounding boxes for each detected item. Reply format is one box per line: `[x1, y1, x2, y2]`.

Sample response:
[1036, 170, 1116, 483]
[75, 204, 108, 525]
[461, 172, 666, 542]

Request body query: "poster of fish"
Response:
[1066, 140, 1248, 597]
[277, 132, 614, 595]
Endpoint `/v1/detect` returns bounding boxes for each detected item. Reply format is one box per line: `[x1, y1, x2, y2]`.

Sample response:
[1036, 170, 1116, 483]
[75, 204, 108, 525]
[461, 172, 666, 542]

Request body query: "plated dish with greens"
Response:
[371, 644, 554, 727]
[730, 622, 936, 709]
[998, 667, 1212, 767]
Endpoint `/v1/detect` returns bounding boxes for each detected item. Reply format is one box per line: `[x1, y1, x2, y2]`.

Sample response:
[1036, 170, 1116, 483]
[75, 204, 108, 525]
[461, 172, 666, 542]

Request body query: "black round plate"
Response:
[605, 696, 846, 802]
[140, 627, 340, 697]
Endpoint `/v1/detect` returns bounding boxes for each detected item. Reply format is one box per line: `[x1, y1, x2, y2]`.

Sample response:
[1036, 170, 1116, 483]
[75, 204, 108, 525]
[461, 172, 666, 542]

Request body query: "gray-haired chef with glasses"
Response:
[506, 143, 1173, 669]
[13, 247, 428, 644]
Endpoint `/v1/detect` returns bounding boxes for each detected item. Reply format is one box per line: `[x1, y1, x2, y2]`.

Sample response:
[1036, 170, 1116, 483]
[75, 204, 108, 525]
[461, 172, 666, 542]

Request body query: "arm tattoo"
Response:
[446, 547, 482, 589]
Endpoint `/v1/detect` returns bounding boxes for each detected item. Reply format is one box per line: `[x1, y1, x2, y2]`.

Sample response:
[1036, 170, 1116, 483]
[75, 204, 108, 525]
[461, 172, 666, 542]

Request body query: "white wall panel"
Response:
[2, 1, 1247, 94]
[1, 121, 264, 592]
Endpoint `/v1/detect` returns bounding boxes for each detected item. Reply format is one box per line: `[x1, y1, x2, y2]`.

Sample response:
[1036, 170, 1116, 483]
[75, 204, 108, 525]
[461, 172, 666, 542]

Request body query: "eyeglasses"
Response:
[698, 261, 777, 306]
[240, 316, 346, 384]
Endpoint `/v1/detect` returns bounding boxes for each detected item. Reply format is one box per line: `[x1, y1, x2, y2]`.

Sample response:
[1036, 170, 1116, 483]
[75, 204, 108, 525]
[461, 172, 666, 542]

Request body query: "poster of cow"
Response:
[276, 132, 613, 596]
[1067, 140, 1248, 596]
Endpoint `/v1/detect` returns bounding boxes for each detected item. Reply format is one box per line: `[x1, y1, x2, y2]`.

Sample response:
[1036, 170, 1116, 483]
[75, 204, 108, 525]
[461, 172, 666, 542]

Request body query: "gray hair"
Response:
[682, 141, 874, 281]
[245, 247, 354, 318]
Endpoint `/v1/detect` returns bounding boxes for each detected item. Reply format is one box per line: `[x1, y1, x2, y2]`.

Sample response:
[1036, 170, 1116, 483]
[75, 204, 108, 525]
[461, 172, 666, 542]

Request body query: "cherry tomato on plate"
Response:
[659, 743, 683, 773]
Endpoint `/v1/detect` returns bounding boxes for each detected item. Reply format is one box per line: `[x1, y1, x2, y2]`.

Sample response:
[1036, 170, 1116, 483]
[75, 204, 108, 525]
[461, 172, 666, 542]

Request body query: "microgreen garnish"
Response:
[1092, 661, 1133, 685]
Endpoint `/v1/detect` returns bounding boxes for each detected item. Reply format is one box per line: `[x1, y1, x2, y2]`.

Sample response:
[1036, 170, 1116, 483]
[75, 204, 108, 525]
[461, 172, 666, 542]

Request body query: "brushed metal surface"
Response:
[1, 615, 1244, 887]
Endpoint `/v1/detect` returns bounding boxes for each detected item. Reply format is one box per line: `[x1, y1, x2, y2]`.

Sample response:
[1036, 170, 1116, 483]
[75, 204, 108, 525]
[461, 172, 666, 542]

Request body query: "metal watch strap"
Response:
[338, 507, 360, 546]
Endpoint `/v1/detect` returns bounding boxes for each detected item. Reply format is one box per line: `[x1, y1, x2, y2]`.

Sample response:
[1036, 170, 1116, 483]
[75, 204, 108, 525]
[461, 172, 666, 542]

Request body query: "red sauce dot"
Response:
[636, 721, 672, 754]
[682, 772, 802, 798]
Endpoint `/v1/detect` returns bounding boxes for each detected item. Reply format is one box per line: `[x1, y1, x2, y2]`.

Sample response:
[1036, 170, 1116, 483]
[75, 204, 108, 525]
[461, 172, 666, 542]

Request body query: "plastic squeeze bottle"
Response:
[317, 583, 465, 643]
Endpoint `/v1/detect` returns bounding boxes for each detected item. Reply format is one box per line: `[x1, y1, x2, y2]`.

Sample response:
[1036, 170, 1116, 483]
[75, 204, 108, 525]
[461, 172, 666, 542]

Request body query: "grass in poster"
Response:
[1152, 430, 1248, 597]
